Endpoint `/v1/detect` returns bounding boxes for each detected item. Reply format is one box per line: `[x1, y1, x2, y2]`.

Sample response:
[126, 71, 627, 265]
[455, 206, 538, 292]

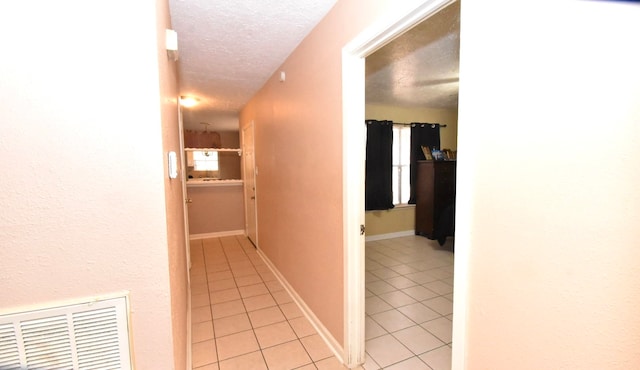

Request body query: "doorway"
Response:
[362, 1, 459, 367]
[178, 107, 191, 273]
[242, 121, 258, 246]
[342, 0, 467, 368]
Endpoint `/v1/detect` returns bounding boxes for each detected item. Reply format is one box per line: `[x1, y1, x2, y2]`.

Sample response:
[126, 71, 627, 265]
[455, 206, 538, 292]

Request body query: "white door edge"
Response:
[242, 121, 258, 246]
[177, 105, 192, 370]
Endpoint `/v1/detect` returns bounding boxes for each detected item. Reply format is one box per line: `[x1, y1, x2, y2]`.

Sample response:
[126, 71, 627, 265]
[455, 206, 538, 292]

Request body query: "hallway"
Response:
[190, 235, 453, 369]
[189, 236, 345, 369]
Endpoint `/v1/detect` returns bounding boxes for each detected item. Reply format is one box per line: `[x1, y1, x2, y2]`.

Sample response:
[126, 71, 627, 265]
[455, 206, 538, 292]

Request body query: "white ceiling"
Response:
[168, 0, 460, 131]
[366, 1, 460, 110]
[168, 0, 338, 130]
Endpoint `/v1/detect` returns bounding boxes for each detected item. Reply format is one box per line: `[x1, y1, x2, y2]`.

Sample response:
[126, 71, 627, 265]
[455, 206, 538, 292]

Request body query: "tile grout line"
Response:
[239, 233, 319, 368]
[196, 235, 452, 369]
[364, 237, 454, 370]
[207, 235, 319, 368]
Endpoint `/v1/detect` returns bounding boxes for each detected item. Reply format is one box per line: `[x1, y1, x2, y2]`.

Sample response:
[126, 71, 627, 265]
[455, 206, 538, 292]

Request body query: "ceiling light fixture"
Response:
[179, 96, 199, 108]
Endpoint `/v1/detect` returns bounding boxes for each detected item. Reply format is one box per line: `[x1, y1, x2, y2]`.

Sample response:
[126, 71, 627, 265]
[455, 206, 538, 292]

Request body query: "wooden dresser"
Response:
[415, 160, 456, 239]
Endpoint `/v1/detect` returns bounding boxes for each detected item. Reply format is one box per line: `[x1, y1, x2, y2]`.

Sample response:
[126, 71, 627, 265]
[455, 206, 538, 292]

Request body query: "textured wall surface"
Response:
[457, 1, 640, 368]
[168, 0, 338, 128]
[157, 0, 189, 369]
[0, 2, 177, 368]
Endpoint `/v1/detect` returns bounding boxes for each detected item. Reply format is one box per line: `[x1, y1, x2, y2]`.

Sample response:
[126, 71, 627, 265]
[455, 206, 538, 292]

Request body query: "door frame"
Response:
[178, 107, 191, 272]
[242, 121, 258, 246]
[341, 0, 466, 367]
[177, 105, 192, 370]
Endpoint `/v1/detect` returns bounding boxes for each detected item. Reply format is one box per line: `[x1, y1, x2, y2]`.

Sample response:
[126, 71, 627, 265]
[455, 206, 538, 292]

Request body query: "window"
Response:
[192, 150, 219, 171]
[392, 125, 411, 205]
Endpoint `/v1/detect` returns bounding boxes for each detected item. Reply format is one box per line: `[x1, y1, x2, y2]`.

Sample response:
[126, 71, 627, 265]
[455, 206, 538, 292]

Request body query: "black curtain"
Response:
[408, 123, 441, 204]
[365, 120, 394, 210]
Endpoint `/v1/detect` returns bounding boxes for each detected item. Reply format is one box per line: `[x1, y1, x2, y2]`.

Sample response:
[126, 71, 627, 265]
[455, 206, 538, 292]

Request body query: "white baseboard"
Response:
[256, 249, 345, 365]
[365, 230, 415, 242]
[189, 230, 245, 240]
[186, 289, 192, 370]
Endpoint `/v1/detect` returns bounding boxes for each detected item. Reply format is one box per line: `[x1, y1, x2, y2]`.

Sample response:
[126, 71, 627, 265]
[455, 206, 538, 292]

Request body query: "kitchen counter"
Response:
[186, 180, 245, 236]
[186, 179, 243, 187]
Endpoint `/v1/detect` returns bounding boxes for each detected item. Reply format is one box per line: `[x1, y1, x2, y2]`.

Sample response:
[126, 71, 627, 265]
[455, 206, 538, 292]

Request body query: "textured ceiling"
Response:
[168, 0, 338, 130]
[366, 1, 460, 110]
[168, 0, 460, 131]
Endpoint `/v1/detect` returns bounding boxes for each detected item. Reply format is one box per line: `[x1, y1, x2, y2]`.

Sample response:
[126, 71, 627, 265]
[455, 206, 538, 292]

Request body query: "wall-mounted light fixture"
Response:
[166, 29, 179, 61]
[180, 96, 199, 108]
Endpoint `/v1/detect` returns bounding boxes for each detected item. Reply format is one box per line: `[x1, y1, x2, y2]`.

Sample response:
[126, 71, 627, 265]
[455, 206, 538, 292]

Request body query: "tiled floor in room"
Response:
[190, 234, 453, 370]
[363, 236, 453, 370]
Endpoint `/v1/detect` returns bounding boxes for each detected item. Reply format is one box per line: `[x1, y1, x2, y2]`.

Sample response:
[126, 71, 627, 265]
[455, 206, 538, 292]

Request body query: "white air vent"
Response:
[0, 296, 131, 370]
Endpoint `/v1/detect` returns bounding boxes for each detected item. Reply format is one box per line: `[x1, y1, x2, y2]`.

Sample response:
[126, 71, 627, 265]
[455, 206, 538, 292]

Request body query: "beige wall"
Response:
[366, 103, 459, 150]
[0, 1, 183, 368]
[187, 185, 245, 235]
[457, 1, 640, 368]
[365, 207, 415, 236]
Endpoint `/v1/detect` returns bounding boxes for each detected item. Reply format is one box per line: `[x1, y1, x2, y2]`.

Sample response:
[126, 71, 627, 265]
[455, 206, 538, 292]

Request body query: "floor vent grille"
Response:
[0, 296, 131, 370]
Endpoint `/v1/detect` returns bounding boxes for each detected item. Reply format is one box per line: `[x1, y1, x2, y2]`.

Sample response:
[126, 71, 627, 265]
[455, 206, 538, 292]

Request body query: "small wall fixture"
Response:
[168, 151, 178, 179]
[180, 96, 199, 108]
[166, 29, 179, 61]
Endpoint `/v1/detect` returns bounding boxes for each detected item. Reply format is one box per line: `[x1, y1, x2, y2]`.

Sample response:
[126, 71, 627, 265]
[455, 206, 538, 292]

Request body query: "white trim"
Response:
[386, 203, 416, 209]
[178, 105, 192, 272]
[365, 230, 415, 242]
[341, 0, 460, 368]
[242, 121, 258, 247]
[341, 37, 367, 369]
[0, 290, 131, 316]
[189, 229, 245, 240]
[256, 248, 344, 364]
[186, 289, 192, 370]
[0, 294, 132, 369]
[184, 147, 241, 153]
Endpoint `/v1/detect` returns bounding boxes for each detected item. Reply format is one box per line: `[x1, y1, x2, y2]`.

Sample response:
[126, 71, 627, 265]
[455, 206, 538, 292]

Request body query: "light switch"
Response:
[168, 151, 178, 179]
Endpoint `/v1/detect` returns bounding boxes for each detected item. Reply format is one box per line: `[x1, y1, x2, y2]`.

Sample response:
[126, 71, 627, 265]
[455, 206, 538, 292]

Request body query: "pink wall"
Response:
[157, 1, 189, 369]
[240, 0, 439, 347]
[0, 1, 183, 368]
[457, 2, 640, 368]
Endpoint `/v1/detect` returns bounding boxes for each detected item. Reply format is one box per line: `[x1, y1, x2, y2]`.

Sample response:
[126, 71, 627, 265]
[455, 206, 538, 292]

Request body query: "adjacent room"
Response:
[362, 2, 459, 368]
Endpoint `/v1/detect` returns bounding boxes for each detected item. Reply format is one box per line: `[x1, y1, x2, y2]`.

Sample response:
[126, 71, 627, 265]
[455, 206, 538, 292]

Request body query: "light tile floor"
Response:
[190, 235, 453, 370]
[363, 236, 454, 370]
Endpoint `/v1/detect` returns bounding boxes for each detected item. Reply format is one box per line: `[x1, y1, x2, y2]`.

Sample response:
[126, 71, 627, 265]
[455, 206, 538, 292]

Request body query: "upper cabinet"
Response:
[183, 130, 242, 182]
[183, 129, 221, 149]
